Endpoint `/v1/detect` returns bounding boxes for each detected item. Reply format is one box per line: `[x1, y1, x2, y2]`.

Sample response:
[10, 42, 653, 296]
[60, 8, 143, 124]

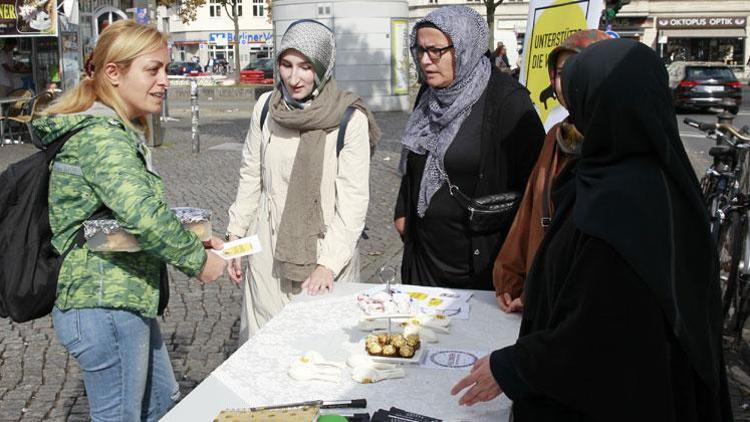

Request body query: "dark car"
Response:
[668, 61, 742, 114]
[167, 61, 202, 76]
[242, 58, 274, 79]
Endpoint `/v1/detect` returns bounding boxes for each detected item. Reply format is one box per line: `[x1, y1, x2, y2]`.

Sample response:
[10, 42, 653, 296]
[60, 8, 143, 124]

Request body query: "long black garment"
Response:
[395, 69, 545, 290]
[489, 39, 731, 421]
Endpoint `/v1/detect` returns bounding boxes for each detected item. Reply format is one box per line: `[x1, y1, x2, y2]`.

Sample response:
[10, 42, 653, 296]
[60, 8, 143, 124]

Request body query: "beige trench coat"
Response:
[227, 92, 371, 342]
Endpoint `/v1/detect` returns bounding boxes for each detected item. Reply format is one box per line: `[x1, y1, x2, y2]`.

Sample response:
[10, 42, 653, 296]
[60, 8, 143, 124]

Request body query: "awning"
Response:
[662, 28, 745, 38]
[614, 30, 644, 37]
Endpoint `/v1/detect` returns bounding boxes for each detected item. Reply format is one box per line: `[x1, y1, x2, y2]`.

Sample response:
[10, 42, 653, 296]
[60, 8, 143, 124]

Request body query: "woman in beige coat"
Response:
[226, 20, 380, 343]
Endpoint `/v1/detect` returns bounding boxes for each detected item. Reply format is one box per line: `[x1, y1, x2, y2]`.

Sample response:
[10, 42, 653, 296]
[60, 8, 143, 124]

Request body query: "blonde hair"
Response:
[44, 20, 167, 133]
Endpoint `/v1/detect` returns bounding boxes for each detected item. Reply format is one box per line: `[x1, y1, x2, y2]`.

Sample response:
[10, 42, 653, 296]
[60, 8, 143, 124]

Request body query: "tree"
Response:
[482, 0, 505, 51]
[221, 0, 242, 84]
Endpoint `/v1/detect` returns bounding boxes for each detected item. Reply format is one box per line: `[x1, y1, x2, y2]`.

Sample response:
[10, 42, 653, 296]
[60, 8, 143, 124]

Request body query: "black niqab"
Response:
[562, 38, 722, 392]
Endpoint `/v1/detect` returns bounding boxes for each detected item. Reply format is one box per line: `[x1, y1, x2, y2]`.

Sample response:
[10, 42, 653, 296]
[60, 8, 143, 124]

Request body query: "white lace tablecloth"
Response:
[205, 284, 521, 421]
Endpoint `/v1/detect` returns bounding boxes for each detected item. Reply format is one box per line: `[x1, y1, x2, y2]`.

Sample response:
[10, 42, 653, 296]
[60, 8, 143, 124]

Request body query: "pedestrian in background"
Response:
[452, 38, 732, 422]
[37, 20, 226, 421]
[394, 5, 544, 291]
[226, 19, 381, 343]
[493, 41, 511, 74]
[493, 29, 611, 314]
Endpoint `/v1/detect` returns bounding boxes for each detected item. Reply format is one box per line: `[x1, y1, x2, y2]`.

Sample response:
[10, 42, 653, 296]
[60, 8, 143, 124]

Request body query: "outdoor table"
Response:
[162, 282, 521, 421]
[0, 95, 33, 145]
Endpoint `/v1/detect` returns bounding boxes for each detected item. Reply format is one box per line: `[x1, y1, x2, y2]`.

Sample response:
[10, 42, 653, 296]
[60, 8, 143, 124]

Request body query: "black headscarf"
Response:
[562, 39, 722, 392]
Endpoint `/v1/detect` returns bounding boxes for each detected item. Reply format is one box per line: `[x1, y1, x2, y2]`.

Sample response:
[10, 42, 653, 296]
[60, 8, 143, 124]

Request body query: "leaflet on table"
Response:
[362, 285, 472, 320]
[420, 348, 488, 370]
[211, 235, 262, 260]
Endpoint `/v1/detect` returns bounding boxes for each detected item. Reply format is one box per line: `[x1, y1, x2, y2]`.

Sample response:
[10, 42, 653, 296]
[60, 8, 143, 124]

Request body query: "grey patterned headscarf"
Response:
[277, 19, 336, 98]
[400, 6, 491, 217]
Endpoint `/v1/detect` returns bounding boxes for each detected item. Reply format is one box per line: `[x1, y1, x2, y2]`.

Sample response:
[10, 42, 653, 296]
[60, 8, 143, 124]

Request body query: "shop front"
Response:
[0, 0, 81, 94]
[171, 30, 273, 71]
[657, 16, 748, 75]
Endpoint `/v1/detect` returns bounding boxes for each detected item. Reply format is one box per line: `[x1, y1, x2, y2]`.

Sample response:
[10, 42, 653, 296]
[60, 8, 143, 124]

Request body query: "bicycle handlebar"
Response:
[683, 117, 717, 132]
[720, 124, 750, 143]
[683, 118, 750, 143]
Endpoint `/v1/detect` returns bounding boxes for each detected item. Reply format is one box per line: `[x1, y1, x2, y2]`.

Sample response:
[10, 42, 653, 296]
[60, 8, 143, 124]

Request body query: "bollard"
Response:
[161, 89, 170, 121]
[190, 77, 200, 154]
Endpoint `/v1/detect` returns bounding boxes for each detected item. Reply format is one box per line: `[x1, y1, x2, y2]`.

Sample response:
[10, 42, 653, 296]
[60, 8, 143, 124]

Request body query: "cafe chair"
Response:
[4, 91, 51, 145]
[0, 88, 34, 145]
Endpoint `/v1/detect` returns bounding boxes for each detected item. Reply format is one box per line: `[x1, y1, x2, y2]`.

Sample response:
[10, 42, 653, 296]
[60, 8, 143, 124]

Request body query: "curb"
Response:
[167, 85, 274, 100]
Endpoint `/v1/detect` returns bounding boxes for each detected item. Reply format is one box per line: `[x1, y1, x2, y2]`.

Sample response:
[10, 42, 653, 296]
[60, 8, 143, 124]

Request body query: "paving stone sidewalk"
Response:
[0, 97, 406, 421]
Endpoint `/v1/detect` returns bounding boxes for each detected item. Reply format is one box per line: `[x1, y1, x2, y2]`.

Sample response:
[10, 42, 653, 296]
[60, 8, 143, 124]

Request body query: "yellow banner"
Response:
[520, 0, 603, 130]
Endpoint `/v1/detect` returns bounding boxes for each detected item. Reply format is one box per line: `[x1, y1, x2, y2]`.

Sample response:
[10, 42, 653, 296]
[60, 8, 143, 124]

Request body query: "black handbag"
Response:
[439, 165, 522, 234]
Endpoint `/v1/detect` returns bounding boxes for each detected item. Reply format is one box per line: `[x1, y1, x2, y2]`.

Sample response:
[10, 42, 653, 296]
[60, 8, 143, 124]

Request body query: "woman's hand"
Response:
[497, 293, 524, 314]
[301, 265, 334, 295]
[225, 235, 243, 285]
[450, 355, 503, 406]
[394, 217, 406, 238]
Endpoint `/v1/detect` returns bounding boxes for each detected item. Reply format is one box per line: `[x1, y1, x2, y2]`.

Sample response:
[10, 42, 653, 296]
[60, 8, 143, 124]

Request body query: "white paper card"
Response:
[363, 285, 472, 319]
[211, 235, 262, 260]
[420, 348, 488, 370]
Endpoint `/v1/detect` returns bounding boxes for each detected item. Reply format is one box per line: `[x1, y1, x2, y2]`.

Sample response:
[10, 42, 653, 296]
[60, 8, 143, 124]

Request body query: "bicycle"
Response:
[685, 113, 750, 347]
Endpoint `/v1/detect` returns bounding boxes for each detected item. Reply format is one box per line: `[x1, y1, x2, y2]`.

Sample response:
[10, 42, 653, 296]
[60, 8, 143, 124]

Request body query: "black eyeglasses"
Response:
[411, 45, 454, 61]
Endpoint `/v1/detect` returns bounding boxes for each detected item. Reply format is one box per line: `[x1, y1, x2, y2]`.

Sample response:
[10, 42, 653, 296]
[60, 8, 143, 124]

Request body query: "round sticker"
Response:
[429, 350, 479, 369]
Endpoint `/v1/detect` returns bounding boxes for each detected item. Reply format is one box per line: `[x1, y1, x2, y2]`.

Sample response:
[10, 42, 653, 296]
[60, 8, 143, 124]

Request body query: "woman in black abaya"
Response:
[451, 38, 732, 421]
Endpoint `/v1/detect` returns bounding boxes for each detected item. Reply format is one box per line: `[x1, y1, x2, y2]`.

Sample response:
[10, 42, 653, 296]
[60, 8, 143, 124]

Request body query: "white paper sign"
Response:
[364, 285, 473, 320]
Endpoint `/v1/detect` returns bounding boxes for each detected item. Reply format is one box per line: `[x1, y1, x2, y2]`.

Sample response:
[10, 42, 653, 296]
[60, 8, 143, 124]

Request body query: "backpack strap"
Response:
[336, 106, 356, 157]
[260, 97, 354, 157]
[259, 94, 271, 130]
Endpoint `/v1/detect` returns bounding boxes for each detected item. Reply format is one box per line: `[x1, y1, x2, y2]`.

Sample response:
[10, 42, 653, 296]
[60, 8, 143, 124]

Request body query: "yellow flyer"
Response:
[211, 235, 262, 260]
[520, 0, 604, 131]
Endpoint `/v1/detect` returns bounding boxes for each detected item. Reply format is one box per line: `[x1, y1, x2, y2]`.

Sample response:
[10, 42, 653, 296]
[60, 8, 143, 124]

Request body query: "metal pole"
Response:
[161, 89, 169, 120]
[190, 77, 200, 154]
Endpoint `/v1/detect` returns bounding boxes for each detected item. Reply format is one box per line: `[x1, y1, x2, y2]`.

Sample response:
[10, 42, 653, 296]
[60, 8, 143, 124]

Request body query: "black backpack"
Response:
[0, 128, 89, 322]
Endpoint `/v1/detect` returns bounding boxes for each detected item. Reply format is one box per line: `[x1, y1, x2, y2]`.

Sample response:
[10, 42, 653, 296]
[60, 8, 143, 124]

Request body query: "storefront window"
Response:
[209, 44, 234, 62]
[666, 37, 745, 66]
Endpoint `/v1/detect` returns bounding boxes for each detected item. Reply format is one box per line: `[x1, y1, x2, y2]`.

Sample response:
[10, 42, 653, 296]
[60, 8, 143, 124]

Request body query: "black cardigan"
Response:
[395, 68, 545, 288]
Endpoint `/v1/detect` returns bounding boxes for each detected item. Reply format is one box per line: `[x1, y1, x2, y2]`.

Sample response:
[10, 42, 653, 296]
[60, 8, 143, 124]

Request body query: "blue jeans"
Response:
[52, 307, 180, 421]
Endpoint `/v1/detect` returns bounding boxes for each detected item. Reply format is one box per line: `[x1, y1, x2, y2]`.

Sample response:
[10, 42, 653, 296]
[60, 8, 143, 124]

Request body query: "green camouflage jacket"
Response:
[32, 103, 207, 318]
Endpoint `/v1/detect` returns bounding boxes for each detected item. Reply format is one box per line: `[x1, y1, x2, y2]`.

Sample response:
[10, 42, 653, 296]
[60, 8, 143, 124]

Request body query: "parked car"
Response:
[667, 61, 742, 114]
[242, 58, 274, 80]
[167, 61, 202, 76]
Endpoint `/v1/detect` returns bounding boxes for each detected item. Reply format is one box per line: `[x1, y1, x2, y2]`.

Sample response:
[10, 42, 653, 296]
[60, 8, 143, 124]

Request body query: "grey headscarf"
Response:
[276, 19, 336, 99]
[400, 5, 491, 217]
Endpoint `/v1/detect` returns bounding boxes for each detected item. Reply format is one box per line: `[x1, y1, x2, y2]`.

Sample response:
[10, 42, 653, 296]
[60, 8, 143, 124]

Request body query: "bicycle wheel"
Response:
[719, 212, 745, 338]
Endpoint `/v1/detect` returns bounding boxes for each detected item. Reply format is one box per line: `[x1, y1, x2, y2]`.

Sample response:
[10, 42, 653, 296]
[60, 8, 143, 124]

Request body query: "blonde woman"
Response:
[226, 20, 380, 343]
[34, 20, 226, 421]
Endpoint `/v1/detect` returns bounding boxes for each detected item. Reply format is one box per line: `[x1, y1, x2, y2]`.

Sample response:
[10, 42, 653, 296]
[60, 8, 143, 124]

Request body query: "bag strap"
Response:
[259, 94, 271, 130]
[260, 95, 355, 158]
[45, 126, 109, 253]
[436, 162, 476, 209]
[337, 106, 356, 158]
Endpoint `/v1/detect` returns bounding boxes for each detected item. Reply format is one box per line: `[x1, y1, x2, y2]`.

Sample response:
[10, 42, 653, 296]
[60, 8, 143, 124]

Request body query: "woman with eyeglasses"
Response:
[394, 5, 545, 290]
